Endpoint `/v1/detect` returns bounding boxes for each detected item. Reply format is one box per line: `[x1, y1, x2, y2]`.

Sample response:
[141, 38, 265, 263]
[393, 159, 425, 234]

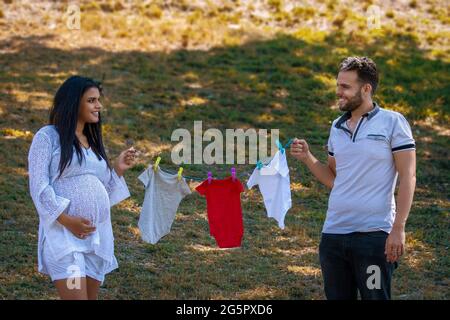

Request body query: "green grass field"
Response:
[0, 0, 448, 299]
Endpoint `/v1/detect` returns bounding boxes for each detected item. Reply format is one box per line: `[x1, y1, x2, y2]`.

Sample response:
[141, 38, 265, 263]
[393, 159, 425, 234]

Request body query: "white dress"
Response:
[28, 125, 130, 276]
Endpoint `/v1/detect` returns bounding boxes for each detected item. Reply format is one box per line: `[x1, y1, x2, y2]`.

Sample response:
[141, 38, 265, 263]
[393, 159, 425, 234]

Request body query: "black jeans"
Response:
[319, 231, 398, 300]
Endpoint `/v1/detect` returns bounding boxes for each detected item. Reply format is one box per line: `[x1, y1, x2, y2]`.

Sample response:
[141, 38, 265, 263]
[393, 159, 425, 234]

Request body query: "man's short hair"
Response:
[339, 57, 379, 95]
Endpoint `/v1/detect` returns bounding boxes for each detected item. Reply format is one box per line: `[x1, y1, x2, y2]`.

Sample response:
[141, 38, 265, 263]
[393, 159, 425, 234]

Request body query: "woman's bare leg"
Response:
[54, 277, 88, 300]
[86, 276, 101, 300]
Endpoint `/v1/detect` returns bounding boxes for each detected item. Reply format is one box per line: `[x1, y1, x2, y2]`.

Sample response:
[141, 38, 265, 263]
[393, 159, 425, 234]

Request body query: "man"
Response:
[291, 57, 416, 300]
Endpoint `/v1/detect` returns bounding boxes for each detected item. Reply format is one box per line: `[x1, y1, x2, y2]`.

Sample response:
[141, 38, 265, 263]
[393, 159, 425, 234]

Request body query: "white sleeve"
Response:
[391, 114, 415, 153]
[28, 132, 70, 228]
[246, 169, 260, 189]
[327, 126, 335, 157]
[104, 168, 131, 207]
[277, 152, 290, 177]
[138, 168, 151, 188]
[180, 178, 192, 197]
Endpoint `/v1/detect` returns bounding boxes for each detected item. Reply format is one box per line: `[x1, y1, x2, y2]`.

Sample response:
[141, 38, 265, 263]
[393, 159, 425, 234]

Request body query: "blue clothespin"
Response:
[256, 160, 263, 170]
[276, 139, 285, 154]
[284, 138, 294, 149]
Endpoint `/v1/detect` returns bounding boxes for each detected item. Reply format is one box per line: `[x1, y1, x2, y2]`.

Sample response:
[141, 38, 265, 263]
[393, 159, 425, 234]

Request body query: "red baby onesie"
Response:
[196, 177, 244, 248]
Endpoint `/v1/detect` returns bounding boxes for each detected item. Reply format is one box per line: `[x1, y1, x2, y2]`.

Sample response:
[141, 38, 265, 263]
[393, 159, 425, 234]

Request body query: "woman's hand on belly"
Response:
[57, 213, 96, 239]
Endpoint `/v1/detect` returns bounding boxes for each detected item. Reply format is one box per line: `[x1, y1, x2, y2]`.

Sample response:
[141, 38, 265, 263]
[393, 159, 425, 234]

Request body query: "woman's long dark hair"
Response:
[49, 76, 110, 176]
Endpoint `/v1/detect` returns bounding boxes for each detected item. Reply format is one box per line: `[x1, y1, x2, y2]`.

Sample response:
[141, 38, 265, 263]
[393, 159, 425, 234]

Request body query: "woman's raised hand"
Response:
[114, 147, 137, 177]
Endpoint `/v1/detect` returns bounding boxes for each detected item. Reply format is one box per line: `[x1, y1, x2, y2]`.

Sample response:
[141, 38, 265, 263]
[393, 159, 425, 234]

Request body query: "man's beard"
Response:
[338, 90, 363, 112]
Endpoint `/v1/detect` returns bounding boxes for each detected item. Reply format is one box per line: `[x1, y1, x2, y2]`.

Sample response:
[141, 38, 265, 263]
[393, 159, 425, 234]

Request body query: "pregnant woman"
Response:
[28, 76, 136, 299]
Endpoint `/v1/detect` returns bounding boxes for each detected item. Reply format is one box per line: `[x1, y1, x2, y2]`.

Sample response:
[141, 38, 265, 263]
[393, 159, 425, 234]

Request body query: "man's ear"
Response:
[362, 83, 372, 96]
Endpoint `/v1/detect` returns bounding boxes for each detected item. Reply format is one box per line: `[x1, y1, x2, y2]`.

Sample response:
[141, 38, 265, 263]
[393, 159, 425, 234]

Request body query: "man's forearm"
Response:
[393, 176, 416, 229]
[302, 152, 335, 189]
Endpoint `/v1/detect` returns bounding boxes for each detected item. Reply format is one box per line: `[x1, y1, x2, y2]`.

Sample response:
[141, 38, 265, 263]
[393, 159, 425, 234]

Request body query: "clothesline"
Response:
[138, 139, 293, 246]
[151, 138, 294, 182]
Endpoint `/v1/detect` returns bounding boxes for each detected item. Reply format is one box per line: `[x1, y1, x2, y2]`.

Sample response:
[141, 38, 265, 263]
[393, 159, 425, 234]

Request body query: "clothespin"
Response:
[177, 167, 183, 181]
[207, 171, 212, 184]
[231, 167, 236, 181]
[284, 138, 294, 149]
[153, 156, 161, 172]
[256, 160, 263, 170]
[276, 139, 285, 154]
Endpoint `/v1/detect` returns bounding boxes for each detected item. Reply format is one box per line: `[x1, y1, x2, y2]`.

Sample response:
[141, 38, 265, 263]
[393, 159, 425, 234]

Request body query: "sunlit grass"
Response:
[0, 0, 448, 300]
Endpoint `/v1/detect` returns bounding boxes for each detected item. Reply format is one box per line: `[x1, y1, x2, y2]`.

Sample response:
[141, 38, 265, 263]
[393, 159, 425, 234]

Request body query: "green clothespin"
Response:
[153, 156, 161, 172]
[177, 167, 183, 181]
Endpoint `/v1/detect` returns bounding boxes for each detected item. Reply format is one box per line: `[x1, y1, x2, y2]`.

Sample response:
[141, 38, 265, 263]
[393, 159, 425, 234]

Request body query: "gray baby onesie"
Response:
[138, 167, 191, 244]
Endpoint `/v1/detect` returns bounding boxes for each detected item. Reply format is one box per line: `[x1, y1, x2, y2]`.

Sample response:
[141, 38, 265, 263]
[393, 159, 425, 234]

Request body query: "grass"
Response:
[0, 0, 449, 299]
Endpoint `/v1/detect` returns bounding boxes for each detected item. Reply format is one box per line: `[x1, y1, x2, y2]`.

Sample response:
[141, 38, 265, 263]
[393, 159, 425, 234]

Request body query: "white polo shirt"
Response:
[324, 103, 415, 234]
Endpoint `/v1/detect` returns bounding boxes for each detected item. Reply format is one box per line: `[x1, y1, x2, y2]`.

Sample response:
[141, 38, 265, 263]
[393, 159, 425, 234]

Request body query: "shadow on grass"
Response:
[0, 30, 448, 299]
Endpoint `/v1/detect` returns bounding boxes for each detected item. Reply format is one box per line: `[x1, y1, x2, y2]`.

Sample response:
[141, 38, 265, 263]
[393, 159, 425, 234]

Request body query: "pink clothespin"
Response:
[207, 171, 212, 184]
[231, 167, 236, 182]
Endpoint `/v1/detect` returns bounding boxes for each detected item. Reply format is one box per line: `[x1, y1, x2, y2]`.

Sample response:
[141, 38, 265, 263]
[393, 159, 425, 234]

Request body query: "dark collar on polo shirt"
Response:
[335, 102, 380, 130]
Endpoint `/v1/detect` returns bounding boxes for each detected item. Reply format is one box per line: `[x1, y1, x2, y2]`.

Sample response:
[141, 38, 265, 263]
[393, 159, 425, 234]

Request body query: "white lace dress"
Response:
[28, 125, 130, 276]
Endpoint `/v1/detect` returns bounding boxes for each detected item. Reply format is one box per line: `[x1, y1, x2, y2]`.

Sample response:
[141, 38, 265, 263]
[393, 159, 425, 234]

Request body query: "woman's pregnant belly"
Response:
[53, 174, 110, 225]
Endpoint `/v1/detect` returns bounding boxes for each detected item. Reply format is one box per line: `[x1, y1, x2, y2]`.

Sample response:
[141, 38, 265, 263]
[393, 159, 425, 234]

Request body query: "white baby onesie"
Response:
[247, 150, 292, 229]
[138, 167, 191, 244]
